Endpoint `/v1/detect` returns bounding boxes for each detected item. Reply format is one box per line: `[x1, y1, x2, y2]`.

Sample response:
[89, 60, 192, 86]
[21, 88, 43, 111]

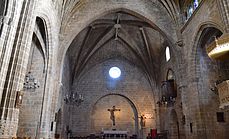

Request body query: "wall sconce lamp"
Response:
[15, 91, 24, 108]
[23, 72, 40, 90]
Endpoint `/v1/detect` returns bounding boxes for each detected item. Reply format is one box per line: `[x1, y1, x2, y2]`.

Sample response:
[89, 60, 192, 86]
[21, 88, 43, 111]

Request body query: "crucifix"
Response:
[107, 106, 121, 126]
[139, 115, 146, 128]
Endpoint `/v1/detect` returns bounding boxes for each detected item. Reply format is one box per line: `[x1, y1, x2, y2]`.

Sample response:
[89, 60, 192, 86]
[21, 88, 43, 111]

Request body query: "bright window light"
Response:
[109, 67, 121, 79]
[166, 46, 171, 62]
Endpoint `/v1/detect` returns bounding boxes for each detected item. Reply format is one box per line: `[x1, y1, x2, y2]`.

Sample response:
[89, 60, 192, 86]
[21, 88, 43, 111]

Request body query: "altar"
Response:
[102, 130, 128, 139]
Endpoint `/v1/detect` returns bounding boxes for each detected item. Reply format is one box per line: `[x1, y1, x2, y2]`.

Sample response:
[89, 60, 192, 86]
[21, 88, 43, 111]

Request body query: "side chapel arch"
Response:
[17, 15, 54, 138]
[91, 93, 140, 136]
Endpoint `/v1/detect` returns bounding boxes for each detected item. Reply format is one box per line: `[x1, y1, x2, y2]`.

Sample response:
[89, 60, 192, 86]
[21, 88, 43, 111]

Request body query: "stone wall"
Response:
[57, 54, 72, 139]
[0, 0, 36, 138]
[17, 36, 46, 138]
[0, 0, 228, 139]
[67, 59, 156, 138]
[181, 0, 229, 139]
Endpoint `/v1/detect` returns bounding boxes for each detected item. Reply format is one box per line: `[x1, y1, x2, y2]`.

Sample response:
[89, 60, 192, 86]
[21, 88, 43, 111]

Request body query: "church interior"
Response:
[0, 0, 229, 139]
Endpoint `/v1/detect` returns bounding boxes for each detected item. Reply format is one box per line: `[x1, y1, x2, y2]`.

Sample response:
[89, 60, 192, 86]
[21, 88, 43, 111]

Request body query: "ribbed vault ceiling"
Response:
[66, 12, 169, 86]
[59, 0, 189, 27]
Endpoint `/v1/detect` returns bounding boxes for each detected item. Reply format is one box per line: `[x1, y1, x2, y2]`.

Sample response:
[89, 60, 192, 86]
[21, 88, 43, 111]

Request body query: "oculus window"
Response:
[109, 67, 121, 79]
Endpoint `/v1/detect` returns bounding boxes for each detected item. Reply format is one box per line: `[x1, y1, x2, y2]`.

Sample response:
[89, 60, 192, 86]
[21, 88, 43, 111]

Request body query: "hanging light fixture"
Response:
[64, 91, 84, 106]
[23, 72, 40, 90]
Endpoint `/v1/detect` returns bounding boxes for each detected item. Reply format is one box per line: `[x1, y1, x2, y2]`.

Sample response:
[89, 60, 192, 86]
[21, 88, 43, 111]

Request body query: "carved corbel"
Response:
[175, 39, 184, 47]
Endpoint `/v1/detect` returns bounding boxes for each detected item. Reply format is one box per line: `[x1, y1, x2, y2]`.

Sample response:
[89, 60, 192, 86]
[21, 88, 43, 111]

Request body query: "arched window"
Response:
[166, 46, 171, 62]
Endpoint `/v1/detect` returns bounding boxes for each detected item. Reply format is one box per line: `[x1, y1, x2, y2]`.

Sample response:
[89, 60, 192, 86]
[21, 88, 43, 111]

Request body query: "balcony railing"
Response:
[206, 34, 229, 60]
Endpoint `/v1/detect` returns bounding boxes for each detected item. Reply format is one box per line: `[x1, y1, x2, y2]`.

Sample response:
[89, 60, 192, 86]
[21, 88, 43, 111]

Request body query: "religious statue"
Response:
[108, 106, 121, 126]
[139, 114, 146, 128]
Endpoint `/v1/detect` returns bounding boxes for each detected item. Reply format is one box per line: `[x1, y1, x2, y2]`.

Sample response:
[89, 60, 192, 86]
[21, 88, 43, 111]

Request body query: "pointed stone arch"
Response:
[58, 2, 178, 75]
[189, 22, 224, 81]
[17, 16, 49, 138]
[187, 21, 229, 139]
[32, 11, 58, 138]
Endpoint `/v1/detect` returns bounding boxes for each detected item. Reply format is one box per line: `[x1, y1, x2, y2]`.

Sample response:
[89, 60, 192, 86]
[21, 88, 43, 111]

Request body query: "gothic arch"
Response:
[33, 12, 58, 138]
[188, 22, 224, 81]
[58, 7, 180, 92]
[58, 2, 178, 72]
[187, 22, 225, 139]
[17, 16, 50, 138]
[34, 13, 55, 76]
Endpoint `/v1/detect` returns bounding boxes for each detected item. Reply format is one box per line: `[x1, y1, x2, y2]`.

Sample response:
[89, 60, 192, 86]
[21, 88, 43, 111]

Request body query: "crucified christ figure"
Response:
[108, 106, 121, 126]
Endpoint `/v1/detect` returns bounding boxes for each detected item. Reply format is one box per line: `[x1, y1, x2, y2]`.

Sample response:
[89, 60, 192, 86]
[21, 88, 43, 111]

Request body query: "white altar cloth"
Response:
[102, 130, 128, 134]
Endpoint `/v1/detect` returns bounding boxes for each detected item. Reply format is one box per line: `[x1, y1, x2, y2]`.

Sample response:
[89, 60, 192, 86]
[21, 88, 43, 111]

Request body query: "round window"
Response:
[109, 67, 121, 79]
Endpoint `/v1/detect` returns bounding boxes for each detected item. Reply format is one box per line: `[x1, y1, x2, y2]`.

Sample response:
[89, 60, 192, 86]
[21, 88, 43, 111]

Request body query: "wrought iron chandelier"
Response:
[64, 92, 83, 106]
[157, 96, 176, 107]
[23, 72, 40, 90]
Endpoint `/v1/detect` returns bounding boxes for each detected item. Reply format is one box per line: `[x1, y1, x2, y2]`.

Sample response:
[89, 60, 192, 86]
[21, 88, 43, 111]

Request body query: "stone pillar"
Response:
[0, 0, 8, 34]
[0, 0, 23, 105]
[0, 0, 37, 138]
[217, 0, 229, 33]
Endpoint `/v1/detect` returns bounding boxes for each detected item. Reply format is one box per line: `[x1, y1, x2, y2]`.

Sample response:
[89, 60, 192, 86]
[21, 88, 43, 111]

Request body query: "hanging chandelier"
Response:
[23, 72, 40, 90]
[64, 92, 83, 106]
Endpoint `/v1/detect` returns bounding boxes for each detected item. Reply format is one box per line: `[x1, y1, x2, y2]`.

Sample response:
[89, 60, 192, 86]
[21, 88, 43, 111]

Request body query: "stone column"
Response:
[0, 0, 22, 105]
[0, 0, 8, 34]
[217, 0, 229, 33]
[0, 0, 37, 138]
